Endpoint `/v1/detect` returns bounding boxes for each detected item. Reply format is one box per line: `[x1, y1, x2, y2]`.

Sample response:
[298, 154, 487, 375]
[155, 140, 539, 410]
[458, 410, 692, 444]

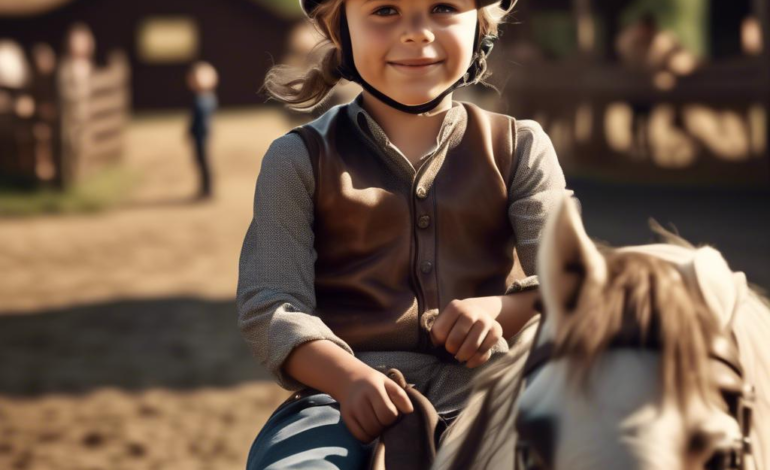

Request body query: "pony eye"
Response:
[514, 412, 556, 469]
[516, 442, 549, 470]
[688, 430, 711, 455]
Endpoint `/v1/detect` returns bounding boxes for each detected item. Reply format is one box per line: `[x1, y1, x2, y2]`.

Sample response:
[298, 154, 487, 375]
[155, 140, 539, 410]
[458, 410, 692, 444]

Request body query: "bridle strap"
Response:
[522, 335, 745, 382]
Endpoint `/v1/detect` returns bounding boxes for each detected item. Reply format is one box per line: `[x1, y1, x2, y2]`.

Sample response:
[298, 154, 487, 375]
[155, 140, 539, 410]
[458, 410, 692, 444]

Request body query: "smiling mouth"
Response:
[388, 61, 443, 67]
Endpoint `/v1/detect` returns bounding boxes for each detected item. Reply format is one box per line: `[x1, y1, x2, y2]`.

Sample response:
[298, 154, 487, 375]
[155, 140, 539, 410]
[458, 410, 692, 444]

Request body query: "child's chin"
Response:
[387, 90, 446, 107]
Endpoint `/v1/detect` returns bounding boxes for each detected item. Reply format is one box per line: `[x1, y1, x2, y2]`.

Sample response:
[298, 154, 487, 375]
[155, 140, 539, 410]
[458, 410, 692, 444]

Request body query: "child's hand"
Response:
[337, 365, 414, 444]
[429, 298, 503, 369]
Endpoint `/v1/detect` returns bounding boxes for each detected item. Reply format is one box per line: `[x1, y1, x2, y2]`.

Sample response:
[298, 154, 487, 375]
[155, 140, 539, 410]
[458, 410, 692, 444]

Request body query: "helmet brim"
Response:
[300, 0, 513, 17]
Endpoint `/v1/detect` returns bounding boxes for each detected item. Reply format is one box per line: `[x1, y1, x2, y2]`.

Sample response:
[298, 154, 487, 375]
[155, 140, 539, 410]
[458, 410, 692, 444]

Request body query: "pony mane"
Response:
[553, 246, 722, 408]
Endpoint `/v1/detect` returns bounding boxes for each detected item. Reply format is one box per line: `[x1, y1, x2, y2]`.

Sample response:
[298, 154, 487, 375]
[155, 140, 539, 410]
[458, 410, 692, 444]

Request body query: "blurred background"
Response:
[0, 0, 768, 468]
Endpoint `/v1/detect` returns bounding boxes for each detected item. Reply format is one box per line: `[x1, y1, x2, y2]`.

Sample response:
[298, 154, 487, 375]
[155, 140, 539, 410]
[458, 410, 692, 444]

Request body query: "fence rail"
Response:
[0, 49, 130, 189]
[59, 50, 131, 187]
[505, 57, 770, 185]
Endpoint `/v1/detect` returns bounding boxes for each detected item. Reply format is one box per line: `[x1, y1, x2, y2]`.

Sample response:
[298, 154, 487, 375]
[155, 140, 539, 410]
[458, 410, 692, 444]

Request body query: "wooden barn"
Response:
[0, 0, 296, 109]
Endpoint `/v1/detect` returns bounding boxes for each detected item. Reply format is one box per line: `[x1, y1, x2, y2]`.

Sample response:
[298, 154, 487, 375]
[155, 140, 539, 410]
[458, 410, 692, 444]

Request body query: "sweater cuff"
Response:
[263, 313, 356, 391]
[504, 275, 540, 295]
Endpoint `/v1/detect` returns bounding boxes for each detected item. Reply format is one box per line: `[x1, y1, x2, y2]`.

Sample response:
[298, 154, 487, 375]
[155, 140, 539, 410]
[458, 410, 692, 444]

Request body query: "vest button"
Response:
[420, 261, 433, 274]
[417, 215, 431, 229]
[416, 187, 428, 199]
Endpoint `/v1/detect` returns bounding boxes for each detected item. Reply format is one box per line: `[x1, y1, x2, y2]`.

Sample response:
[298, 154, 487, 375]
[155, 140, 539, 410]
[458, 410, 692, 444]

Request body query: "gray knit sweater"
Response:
[237, 93, 574, 414]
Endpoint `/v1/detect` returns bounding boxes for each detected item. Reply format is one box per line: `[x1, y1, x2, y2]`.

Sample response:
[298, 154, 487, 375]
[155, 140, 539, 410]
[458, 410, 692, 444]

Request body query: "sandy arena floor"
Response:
[1, 104, 767, 470]
[0, 106, 308, 470]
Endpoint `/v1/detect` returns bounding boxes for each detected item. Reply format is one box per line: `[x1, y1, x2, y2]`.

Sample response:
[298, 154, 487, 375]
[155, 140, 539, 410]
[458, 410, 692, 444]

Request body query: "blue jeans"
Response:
[246, 388, 459, 470]
[192, 134, 211, 197]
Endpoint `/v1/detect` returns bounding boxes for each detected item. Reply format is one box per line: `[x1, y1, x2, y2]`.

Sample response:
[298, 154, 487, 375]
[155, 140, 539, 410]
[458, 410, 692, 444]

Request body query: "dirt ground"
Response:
[0, 384, 287, 470]
[0, 106, 306, 313]
[1, 104, 767, 470]
[0, 106, 307, 470]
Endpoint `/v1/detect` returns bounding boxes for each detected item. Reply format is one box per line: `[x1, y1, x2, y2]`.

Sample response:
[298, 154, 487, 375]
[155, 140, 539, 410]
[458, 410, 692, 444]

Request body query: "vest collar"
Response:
[345, 93, 468, 173]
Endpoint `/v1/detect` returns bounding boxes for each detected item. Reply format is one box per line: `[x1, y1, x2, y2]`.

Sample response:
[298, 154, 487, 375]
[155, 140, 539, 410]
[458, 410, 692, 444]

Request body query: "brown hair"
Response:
[260, 0, 514, 112]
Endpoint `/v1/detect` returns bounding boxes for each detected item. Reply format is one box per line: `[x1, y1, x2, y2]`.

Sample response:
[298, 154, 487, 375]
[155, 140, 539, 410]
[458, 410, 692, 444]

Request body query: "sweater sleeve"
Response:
[236, 132, 355, 391]
[507, 120, 578, 285]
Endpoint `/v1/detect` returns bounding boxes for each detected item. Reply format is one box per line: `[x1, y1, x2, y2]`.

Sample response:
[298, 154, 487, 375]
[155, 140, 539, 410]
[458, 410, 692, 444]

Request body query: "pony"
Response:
[433, 195, 770, 470]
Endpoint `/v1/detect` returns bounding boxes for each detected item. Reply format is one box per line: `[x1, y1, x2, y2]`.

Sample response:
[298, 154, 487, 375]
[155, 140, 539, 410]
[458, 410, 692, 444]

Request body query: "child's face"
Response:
[345, 0, 477, 107]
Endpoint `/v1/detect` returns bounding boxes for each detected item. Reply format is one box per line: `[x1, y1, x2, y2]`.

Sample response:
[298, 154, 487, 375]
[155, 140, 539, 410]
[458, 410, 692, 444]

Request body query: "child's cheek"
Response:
[364, 29, 392, 60]
[355, 36, 391, 78]
[352, 23, 382, 50]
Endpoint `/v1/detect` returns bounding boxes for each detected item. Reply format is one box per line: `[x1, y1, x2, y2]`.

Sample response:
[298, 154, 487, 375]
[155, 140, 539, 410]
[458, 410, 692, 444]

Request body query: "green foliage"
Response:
[0, 166, 139, 217]
[251, 0, 304, 19]
[621, 0, 710, 57]
[531, 12, 579, 59]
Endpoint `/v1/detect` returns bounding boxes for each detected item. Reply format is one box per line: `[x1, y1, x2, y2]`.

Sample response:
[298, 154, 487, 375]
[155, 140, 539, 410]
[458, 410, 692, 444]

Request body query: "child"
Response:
[186, 61, 219, 199]
[237, 0, 574, 468]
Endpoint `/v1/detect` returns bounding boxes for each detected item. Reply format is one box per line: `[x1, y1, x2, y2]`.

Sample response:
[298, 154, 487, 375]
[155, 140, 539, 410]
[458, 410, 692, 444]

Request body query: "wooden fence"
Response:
[491, 0, 770, 186]
[503, 57, 769, 186]
[58, 50, 131, 188]
[0, 49, 130, 189]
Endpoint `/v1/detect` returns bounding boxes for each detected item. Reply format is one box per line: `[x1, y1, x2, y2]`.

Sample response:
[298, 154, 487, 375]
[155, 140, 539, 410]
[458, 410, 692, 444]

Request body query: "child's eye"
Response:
[372, 4, 457, 17]
[432, 4, 458, 14]
[373, 6, 398, 16]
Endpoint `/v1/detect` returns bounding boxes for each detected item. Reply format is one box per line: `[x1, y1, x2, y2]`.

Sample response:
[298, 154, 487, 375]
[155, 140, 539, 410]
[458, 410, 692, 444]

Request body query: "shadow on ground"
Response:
[0, 298, 271, 396]
[1, 180, 767, 399]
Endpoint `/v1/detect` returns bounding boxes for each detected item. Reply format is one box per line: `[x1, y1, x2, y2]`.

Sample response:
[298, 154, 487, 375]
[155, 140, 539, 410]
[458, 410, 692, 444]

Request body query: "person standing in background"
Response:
[615, 13, 699, 160]
[58, 22, 95, 186]
[186, 61, 219, 200]
[31, 42, 60, 186]
[0, 39, 35, 184]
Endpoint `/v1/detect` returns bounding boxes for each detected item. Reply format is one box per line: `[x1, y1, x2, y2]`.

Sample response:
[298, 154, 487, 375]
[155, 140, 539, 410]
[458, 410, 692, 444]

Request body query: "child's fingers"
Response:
[454, 321, 488, 363]
[465, 327, 501, 368]
[444, 314, 474, 355]
[343, 409, 374, 443]
[466, 348, 493, 369]
[371, 387, 400, 427]
[481, 322, 502, 351]
[430, 301, 462, 347]
[384, 378, 414, 414]
[360, 399, 385, 437]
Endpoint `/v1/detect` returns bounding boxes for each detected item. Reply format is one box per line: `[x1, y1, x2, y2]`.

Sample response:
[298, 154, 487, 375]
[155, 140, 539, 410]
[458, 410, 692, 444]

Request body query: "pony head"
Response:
[433, 196, 761, 470]
[514, 196, 748, 470]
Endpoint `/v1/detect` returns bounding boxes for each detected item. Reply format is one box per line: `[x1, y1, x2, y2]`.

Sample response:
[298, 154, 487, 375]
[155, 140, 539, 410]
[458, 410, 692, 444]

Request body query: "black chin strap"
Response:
[337, 9, 497, 115]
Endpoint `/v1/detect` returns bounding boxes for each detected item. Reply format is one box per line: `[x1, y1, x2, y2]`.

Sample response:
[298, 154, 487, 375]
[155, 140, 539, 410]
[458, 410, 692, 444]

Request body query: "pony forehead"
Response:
[616, 243, 698, 265]
[614, 243, 729, 288]
[617, 243, 747, 329]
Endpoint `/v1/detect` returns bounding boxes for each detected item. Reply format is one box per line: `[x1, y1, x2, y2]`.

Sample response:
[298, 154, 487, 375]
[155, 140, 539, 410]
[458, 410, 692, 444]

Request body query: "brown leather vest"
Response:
[290, 101, 523, 360]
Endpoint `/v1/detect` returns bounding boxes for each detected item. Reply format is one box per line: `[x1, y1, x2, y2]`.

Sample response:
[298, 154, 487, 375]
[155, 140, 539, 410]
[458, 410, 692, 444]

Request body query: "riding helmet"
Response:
[297, 0, 516, 114]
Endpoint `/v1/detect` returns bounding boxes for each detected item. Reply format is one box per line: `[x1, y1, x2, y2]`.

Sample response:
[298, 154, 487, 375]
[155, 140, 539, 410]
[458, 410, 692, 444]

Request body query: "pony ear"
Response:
[692, 246, 740, 329]
[537, 195, 606, 318]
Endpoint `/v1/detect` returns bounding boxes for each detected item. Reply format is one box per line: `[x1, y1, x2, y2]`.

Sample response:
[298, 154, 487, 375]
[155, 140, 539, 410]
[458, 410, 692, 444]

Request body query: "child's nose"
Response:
[401, 17, 435, 44]
[401, 29, 435, 45]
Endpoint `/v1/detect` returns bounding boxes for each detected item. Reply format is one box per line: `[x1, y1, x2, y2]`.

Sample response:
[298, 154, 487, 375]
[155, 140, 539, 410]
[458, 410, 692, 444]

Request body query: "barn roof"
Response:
[0, 0, 302, 19]
[0, 0, 73, 16]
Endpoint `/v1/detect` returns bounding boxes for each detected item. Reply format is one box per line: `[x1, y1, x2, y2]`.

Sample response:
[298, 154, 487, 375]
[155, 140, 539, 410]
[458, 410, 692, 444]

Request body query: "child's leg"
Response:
[193, 135, 212, 196]
[246, 390, 376, 470]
